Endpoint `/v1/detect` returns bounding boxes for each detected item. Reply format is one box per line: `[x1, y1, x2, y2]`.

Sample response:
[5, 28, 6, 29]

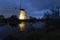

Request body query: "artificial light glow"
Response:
[19, 9, 26, 20]
[19, 22, 26, 31]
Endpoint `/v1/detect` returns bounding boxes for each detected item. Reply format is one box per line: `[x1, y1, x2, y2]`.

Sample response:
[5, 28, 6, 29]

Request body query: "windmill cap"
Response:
[20, 9, 25, 11]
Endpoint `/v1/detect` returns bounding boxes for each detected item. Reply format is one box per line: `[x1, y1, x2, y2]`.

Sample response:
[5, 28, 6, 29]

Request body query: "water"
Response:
[0, 22, 46, 40]
[0, 22, 59, 40]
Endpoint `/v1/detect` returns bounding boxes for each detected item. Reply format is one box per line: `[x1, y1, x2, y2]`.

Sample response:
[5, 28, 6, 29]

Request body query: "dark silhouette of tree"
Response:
[50, 6, 60, 17]
[29, 16, 37, 20]
[0, 15, 5, 23]
[43, 12, 50, 20]
[29, 16, 37, 22]
[9, 15, 18, 20]
[8, 15, 18, 22]
[0, 15, 4, 20]
[55, 6, 60, 16]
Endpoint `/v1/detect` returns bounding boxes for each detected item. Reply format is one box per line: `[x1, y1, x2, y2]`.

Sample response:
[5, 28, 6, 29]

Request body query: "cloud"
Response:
[0, 0, 60, 18]
[30, 0, 60, 10]
[0, 0, 20, 18]
[21, 0, 60, 18]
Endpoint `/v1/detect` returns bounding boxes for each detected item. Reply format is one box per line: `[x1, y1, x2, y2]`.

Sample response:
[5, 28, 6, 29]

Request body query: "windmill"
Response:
[15, 0, 27, 31]
[15, 0, 27, 20]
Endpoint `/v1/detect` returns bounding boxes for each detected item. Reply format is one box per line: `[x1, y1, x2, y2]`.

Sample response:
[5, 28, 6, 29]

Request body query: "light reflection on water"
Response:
[18, 22, 26, 31]
[0, 21, 59, 40]
[18, 22, 45, 31]
[0, 22, 46, 40]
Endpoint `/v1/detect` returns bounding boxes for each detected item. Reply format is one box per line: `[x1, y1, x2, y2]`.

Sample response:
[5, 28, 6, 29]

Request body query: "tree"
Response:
[0, 15, 4, 19]
[29, 16, 37, 20]
[7, 15, 18, 23]
[50, 6, 60, 17]
[43, 12, 50, 19]
[9, 15, 18, 21]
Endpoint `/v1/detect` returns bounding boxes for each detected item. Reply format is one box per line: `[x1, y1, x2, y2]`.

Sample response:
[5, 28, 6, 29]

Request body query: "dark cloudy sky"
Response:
[0, 0, 60, 18]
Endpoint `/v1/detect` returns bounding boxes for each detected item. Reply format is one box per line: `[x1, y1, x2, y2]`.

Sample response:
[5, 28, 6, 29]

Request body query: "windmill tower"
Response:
[19, 9, 27, 20]
[18, 0, 27, 20]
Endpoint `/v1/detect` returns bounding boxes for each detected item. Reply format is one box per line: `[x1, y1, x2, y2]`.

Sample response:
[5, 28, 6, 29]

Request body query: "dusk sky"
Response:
[0, 0, 60, 18]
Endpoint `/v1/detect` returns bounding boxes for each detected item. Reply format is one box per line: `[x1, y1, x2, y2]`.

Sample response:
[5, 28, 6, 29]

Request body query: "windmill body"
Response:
[19, 9, 27, 20]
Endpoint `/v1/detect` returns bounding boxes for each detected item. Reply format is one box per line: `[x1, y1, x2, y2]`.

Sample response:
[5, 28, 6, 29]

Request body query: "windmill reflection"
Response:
[19, 22, 26, 31]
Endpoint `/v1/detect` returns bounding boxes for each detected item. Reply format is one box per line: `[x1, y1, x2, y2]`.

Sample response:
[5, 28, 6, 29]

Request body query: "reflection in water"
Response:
[19, 22, 26, 31]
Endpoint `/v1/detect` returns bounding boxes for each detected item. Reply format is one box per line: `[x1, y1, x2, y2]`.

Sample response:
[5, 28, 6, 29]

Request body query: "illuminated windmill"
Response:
[15, 0, 27, 31]
[15, 0, 27, 20]
[19, 9, 27, 31]
[19, 0, 27, 20]
[19, 9, 27, 20]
